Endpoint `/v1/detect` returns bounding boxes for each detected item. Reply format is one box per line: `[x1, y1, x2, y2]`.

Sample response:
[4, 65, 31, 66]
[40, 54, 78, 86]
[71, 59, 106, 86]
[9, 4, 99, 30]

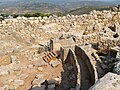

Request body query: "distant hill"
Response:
[66, 6, 113, 15]
[58, 1, 115, 11]
[0, 0, 118, 15]
[0, 0, 65, 14]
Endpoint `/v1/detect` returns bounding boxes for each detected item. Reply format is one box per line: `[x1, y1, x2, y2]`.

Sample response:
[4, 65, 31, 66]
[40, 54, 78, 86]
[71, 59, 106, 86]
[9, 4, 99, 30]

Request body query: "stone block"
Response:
[13, 80, 24, 86]
[49, 60, 61, 67]
[35, 74, 44, 79]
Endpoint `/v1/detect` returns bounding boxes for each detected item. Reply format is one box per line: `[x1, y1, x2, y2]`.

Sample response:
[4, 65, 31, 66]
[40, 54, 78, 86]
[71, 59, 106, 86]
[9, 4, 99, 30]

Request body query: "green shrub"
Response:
[13, 14, 19, 18]
[23, 13, 33, 18]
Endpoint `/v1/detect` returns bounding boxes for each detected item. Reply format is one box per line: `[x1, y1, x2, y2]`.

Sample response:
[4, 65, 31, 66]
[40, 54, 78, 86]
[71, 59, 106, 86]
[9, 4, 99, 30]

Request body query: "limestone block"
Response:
[13, 80, 24, 86]
[89, 72, 120, 90]
[35, 74, 44, 79]
[49, 60, 61, 67]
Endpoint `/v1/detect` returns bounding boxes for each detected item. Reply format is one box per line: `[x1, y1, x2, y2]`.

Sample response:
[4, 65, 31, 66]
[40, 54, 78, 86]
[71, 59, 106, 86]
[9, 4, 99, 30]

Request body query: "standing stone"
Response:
[37, 67, 43, 72]
[10, 55, 18, 64]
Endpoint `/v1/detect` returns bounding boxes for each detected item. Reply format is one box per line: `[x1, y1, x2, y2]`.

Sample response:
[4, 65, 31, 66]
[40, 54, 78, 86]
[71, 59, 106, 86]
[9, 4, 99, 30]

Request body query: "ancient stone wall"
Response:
[75, 45, 98, 90]
[61, 44, 98, 90]
[65, 49, 80, 90]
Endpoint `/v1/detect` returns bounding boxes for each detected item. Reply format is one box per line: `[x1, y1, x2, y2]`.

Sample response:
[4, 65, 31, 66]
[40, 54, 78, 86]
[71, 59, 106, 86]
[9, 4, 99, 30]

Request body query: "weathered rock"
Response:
[28, 65, 34, 69]
[49, 60, 61, 67]
[6, 79, 14, 84]
[10, 55, 18, 64]
[35, 74, 44, 79]
[0, 55, 11, 66]
[47, 79, 58, 85]
[19, 74, 29, 80]
[105, 13, 112, 19]
[34, 60, 47, 67]
[0, 85, 8, 90]
[32, 78, 45, 86]
[13, 80, 24, 86]
[0, 70, 9, 76]
[113, 61, 120, 75]
[37, 67, 43, 72]
[47, 84, 55, 90]
[31, 85, 45, 90]
[89, 72, 120, 90]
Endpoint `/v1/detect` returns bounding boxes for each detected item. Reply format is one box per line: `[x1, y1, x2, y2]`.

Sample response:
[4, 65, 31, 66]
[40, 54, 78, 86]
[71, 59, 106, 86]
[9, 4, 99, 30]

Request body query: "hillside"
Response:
[0, 1, 64, 14]
[58, 1, 115, 10]
[66, 6, 113, 15]
[0, 0, 117, 14]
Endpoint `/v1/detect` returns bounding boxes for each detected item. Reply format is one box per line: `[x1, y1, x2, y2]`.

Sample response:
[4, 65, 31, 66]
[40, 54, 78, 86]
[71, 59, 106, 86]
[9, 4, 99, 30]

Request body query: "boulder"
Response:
[89, 72, 120, 90]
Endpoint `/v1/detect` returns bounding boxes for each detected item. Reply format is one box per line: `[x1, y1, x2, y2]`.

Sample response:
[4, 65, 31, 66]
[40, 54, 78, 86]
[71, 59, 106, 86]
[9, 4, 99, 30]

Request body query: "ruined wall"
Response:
[0, 10, 120, 46]
[65, 49, 80, 90]
[60, 44, 76, 61]
[61, 45, 98, 90]
[75, 46, 98, 90]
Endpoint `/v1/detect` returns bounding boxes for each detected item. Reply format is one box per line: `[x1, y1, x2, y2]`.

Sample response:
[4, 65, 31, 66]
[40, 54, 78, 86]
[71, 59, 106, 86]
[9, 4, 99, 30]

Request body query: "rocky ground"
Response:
[0, 10, 120, 90]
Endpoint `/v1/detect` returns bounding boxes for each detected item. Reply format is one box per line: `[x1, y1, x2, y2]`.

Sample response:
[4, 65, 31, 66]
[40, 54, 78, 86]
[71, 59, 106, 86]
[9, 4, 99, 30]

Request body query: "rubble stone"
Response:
[32, 78, 45, 86]
[37, 67, 43, 72]
[31, 85, 45, 90]
[13, 80, 24, 86]
[35, 74, 44, 79]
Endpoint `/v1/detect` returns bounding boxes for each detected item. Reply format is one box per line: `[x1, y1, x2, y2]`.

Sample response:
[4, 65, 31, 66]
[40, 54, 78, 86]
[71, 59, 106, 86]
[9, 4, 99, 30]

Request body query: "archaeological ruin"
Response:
[0, 10, 120, 90]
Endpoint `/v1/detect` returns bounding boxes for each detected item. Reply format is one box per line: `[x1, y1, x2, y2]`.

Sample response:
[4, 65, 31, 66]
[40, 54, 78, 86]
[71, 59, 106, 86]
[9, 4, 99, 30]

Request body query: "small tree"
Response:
[13, 14, 19, 18]
[0, 16, 4, 21]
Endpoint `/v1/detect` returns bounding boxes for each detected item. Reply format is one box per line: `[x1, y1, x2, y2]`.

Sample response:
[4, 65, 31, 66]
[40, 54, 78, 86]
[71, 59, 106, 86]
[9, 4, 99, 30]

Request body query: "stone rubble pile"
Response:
[0, 10, 120, 90]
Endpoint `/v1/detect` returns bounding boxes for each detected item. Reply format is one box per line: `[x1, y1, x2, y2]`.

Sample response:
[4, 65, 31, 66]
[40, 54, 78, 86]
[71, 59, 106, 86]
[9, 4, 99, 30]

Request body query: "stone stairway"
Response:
[42, 51, 57, 63]
[42, 51, 61, 67]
